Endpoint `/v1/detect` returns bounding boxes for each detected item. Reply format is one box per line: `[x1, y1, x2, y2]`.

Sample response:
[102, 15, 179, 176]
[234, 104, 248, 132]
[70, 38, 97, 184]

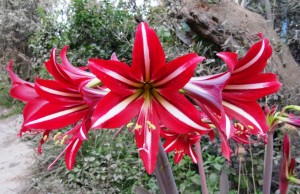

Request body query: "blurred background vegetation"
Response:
[0, 0, 299, 193]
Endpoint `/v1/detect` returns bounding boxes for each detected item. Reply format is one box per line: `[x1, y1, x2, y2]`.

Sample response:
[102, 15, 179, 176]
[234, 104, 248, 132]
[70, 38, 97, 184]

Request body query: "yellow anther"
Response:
[63, 135, 68, 140]
[126, 122, 134, 128]
[60, 135, 68, 145]
[53, 132, 62, 140]
[43, 135, 48, 141]
[55, 140, 60, 145]
[234, 123, 238, 127]
[134, 124, 142, 130]
[146, 121, 156, 130]
[237, 123, 244, 130]
[247, 125, 254, 130]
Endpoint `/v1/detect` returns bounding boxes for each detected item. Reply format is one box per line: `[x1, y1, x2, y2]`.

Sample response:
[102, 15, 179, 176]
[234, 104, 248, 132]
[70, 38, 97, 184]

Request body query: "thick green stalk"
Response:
[195, 141, 208, 194]
[155, 141, 178, 194]
[262, 132, 274, 194]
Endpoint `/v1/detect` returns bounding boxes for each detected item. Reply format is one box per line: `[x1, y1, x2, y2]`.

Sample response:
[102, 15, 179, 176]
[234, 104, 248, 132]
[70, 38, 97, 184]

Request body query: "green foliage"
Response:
[29, 0, 136, 73]
[29, 129, 216, 193]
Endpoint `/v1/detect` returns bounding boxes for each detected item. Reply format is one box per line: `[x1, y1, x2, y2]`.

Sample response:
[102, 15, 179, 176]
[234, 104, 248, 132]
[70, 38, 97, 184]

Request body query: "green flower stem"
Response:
[262, 131, 274, 194]
[154, 141, 178, 194]
[195, 141, 209, 194]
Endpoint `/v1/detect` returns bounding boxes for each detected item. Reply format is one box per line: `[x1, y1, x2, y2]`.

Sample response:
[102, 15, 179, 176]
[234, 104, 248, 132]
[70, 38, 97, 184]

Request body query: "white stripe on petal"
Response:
[141, 23, 150, 81]
[51, 49, 69, 80]
[92, 93, 140, 128]
[80, 127, 87, 139]
[155, 94, 208, 131]
[40, 86, 82, 97]
[225, 83, 269, 90]
[184, 83, 210, 96]
[225, 114, 231, 138]
[164, 136, 180, 152]
[25, 104, 88, 126]
[155, 65, 187, 86]
[189, 144, 197, 163]
[222, 101, 263, 133]
[103, 68, 141, 87]
[233, 40, 265, 74]
[69, 139, 80, 168]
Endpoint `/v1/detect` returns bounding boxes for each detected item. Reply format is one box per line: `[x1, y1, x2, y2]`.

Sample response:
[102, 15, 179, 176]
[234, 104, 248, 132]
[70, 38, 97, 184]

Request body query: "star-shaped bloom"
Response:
[161, 128, 201, 164]
[184, 35, 281, 160]
[88, 22, 210, 174]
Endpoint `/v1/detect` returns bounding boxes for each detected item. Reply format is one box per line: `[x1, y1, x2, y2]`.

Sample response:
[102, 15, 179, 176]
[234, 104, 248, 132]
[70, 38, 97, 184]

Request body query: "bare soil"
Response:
[0, 112, 34, 194]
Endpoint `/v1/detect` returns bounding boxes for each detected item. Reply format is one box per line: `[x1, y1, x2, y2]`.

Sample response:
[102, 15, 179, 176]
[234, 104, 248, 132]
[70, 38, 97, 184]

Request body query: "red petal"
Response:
[134, 100, 160, 174]
[174, 151, 185, 164]
[185, 72, 230, 115]
[280, 134, 290, 194]
[60, 46, 95, 84]
[232, 38, 272, 79]
[65, 138, 83, 170]
[88, 58, 139, 94]
[224, 73, 281, 101]
[222, 100, 268, 136]
[283, 134, 290, 161]
[153, 53, 204, 90]
[220, 132, 232, 161]
[91, 92, 143, 129]
[153, 91, 210, 134]
[38, 130, 51, 154]
[23, 98, 88, 129]
[185, 143, 198, 163]
[7, 61, 39, 102]
[45, 48, 71, 83]
[217, 52, 238, 72]
[131, 22, 166, 82]
[35, 78, 83, 105]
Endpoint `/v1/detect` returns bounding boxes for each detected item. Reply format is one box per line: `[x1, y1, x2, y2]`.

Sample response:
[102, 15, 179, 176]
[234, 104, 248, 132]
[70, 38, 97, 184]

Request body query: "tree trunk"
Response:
[178, 0, 300, 104]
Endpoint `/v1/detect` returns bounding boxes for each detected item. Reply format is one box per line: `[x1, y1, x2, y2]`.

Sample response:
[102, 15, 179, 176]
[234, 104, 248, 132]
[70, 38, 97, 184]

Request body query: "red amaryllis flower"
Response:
[20, 48, 92, 136]
[7, 47, 107, 170]
[161, 128, 201, 164]
[221, 35, 281, 138]
[184, 35, 281, 160]
[279, 133, 300, 194]
[88, 22, 210, 174]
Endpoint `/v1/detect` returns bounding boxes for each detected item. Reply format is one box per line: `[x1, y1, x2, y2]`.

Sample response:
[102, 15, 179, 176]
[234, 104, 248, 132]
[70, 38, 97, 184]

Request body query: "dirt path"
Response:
[0, 113, 34, 194]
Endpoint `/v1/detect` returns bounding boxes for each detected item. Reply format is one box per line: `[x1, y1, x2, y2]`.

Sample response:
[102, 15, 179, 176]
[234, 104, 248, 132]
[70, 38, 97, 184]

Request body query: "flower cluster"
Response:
[7, 22, 281, 174]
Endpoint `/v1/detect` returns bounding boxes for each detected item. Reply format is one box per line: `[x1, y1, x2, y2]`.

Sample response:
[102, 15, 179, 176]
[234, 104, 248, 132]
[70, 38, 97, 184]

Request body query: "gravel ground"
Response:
[0, 113, 34, 194]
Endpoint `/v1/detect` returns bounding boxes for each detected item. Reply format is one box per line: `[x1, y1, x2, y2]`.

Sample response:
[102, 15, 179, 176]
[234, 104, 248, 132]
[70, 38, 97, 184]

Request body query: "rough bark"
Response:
[178, 0, 300, 104]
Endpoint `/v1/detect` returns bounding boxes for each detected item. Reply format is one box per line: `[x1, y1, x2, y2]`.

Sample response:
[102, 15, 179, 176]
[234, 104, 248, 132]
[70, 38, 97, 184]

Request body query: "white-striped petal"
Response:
[102, 68, 141, 87]
[225, 83, 269, 90]
[51, 48, 69, 80]
[189, 144, 197, 163]
[233, 40, 265, 74]
[79, 126, 87, 140]
[39, 86, 82, 97]
[141, 23, 150, 82]
[25, 104, 88, 126]
[155, 65, 189, 86]
[164, 136, 180, 152]
[68, 139, 80, 168]
[154, 94, 208, 131]
[92, 92, 140, 128]
[222, 101, 263, 134]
